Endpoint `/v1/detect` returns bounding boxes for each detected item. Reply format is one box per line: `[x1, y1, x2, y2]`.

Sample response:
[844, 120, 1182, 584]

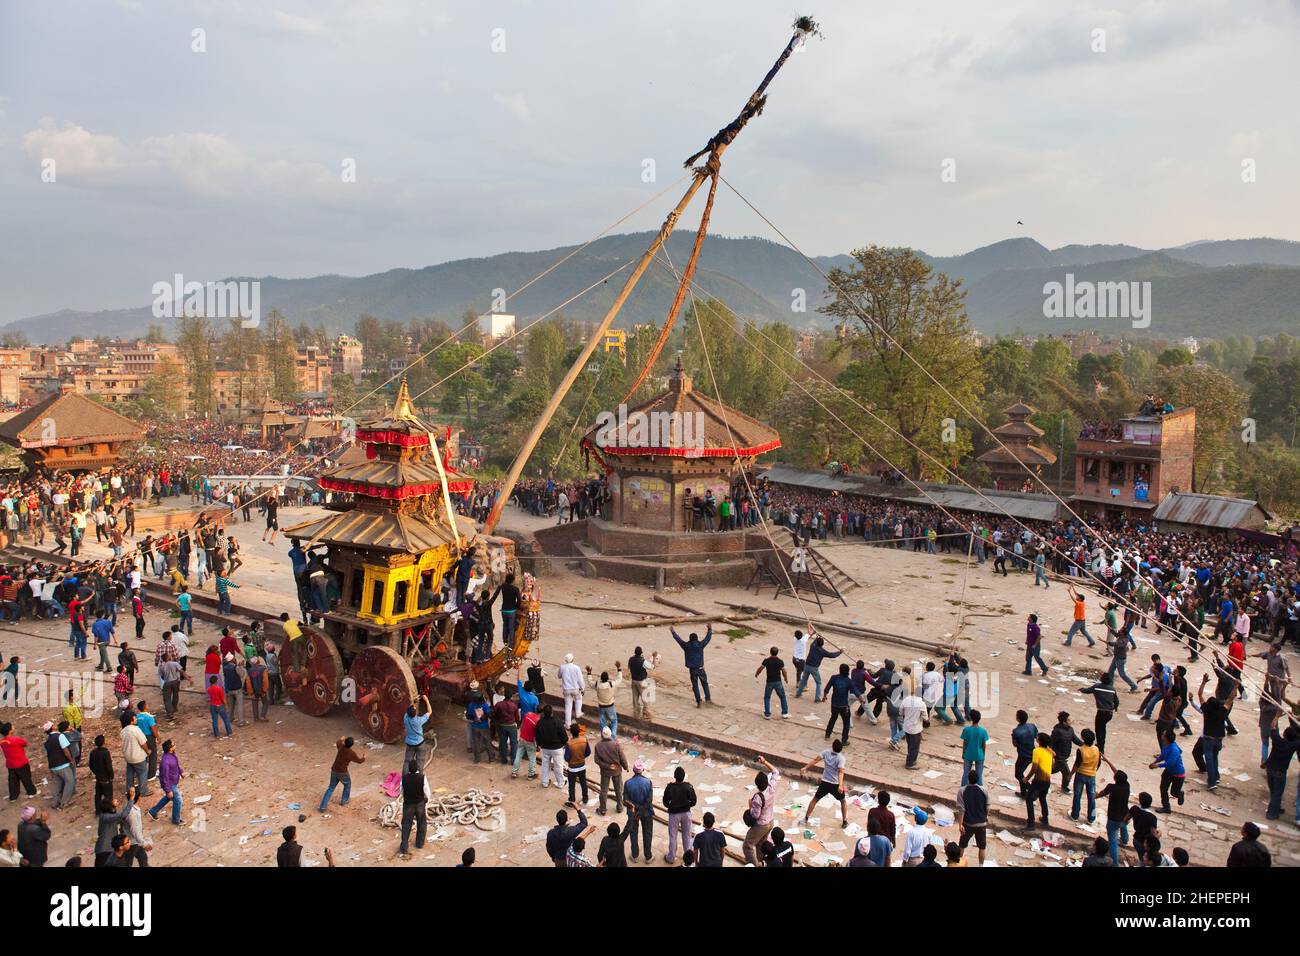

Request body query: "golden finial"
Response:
[392, 377, 416, 420]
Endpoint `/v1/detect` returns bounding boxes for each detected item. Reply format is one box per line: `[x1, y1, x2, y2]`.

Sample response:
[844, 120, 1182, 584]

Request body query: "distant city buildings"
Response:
[0, 332, 365, 419]
[331, 334, 364, 378]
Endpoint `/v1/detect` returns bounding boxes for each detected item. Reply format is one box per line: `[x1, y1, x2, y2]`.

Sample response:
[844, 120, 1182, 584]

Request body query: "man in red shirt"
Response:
[68, 595, 88, 660]
[0, 723, 37, 800]
[218, 627, 241, 660]
[515, 709, 540, 780]
[207, 681, 232, 738]
[1228, 637, 1246, 701]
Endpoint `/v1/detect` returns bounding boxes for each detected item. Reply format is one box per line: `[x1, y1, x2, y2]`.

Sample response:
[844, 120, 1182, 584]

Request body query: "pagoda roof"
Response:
[977, 444, 1057, 467]
[581, 363, 780, 459]
[282, 508, 475, 554]
[0, 388, 145, 449]
[992, 419, 1046, 439]
[316, 377, 470, 499]
[319, 457, 473, 497]
[355, 378, 440, 441]
[1004, 401, 1037, 417]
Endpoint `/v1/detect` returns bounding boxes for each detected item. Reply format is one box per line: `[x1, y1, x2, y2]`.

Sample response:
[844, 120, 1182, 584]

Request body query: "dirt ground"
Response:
[2, 501, 1297, 867]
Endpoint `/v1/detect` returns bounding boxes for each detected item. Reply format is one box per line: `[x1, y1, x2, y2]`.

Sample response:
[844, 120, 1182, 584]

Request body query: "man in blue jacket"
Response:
[671, 624, 712, 707]
[545, 807, 588, 868]
[796, 635, 842, 703]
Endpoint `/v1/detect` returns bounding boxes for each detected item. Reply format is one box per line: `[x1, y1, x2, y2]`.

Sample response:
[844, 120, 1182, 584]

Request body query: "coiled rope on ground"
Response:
[376, 787, 504, 831]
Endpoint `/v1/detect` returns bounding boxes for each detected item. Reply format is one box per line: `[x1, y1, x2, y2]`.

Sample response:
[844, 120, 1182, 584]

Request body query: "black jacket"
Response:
[534, 715, 568, 751]
[662, 781, 697, 814]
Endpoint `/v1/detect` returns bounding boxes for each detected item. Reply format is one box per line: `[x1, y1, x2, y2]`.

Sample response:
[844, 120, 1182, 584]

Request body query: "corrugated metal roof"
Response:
[760, 464, 1061, 522]
[1152, 492, 1270, 529]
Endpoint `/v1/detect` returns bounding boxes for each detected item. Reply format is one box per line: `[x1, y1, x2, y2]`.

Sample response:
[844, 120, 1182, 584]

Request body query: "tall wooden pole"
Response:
[482, 172, 709, 533]
[483, 18, 817, 535]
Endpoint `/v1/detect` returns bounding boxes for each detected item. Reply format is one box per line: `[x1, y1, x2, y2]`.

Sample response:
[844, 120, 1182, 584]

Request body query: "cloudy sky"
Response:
[1, 0, 1297, 323]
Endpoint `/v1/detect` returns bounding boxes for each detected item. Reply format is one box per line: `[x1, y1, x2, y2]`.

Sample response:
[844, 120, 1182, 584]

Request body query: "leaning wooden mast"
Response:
[483, 16, 819, 534]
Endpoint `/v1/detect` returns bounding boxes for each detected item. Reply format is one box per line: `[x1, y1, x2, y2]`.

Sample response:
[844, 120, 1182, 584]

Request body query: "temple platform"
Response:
[533, 516, 759, 588]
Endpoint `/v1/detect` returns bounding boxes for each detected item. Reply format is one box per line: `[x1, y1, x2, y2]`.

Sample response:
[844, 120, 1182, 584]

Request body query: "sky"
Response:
[1, 0, 1298, 323]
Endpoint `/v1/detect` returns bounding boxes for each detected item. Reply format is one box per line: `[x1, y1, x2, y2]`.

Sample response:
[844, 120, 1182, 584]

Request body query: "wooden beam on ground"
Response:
[607, 613, 757, 631]
[714, 601, 948, 654]
[653, 594, 702, 615]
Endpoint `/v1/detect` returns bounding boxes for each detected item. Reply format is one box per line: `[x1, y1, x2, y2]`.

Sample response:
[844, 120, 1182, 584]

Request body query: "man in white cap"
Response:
[558, 654, 584, 725]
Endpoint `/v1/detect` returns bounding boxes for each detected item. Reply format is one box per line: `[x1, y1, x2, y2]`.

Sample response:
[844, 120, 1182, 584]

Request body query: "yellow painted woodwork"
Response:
[356, 544, 458, 626]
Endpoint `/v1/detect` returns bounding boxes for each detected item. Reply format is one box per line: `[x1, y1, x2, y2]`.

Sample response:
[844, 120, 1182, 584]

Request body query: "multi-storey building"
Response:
[296, 344, 333, 395]
[1071, 406, 1196, 523]
[331, 334, 364, 378]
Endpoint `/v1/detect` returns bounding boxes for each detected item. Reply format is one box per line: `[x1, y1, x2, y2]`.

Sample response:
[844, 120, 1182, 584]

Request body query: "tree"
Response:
[263, 310, 300, 403]
[980, 338, 1035, 404]
[177, 315, 215, 417]
[1075, 352, 1122, 393]
[1157, 347, 1194, 368]
[819, 246, 985, 479]
[1027, 338, 1074, 395]
[1245, 356, 1300, 445]
[331, 373, 358, 415]
[1238, 440, 1300, 518]
[140, 354, 187, 418]
[525, 321, 566, 391]
[1153, 364, 1245, 492]
[144, 324, 168, 344]
[0, 331, 29, 349]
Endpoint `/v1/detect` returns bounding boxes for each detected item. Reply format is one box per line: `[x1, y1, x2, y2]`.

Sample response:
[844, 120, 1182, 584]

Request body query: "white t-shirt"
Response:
[128, 570, 142, 591]
[819, 748, 845, 785]
[792, 633, 809, 660]
[900, 695, 926, 734]
[921, 671, 942, 705]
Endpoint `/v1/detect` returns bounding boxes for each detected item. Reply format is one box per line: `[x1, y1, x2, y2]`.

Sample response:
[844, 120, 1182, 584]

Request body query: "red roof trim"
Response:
[585, 439, 782, 459]
[319, 477, 473, 498]
[356, 429, 431, 448]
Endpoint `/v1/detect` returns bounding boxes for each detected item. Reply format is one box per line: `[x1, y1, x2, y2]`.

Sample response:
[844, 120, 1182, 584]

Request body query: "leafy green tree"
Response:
[819, 246, 985, 479]
[1154, 363, 1245, 492]
[525, 321, 566, 391]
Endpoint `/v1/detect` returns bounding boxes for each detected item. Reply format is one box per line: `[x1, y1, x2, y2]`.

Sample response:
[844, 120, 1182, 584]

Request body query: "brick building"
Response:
[1071, 406, 1196, 523]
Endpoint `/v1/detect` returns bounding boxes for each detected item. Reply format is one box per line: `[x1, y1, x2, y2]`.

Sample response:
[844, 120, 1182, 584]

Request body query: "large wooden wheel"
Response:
[281, 626, 344, 717]
[350, 645, 418, 743]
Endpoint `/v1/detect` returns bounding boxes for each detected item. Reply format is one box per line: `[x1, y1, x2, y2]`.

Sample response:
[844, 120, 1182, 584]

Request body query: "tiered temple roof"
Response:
[284, 379, 472, 552]
[581, 361, 781, 462]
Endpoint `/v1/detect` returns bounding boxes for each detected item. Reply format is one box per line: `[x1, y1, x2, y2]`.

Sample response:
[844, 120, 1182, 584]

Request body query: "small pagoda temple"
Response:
[284, 378, 474, 631]
[580, 361, 781, 532]
[0, 384, 145, 472]
[977, 400, 1057, 489]
[538, 362, 780, 588]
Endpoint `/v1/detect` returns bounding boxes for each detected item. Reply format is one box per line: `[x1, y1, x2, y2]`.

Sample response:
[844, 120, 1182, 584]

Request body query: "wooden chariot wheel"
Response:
[281, 625, 345, 717]
[349, 645, 419, 743]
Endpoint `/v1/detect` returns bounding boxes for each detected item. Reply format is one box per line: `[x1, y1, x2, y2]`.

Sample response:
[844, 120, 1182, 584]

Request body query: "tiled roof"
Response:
[282, 508, 475, 553]
[0, 390, 145, 448]
[582, 364, 780, 457]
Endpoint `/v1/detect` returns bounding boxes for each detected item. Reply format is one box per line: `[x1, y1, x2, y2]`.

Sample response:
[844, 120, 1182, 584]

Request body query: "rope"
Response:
[376, 787, 504, 831]
[408, 258, 637, 404]
[659, 246, 820, 642]
[649, 243, 1296, 711]
[717, 174, 1296, 711]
